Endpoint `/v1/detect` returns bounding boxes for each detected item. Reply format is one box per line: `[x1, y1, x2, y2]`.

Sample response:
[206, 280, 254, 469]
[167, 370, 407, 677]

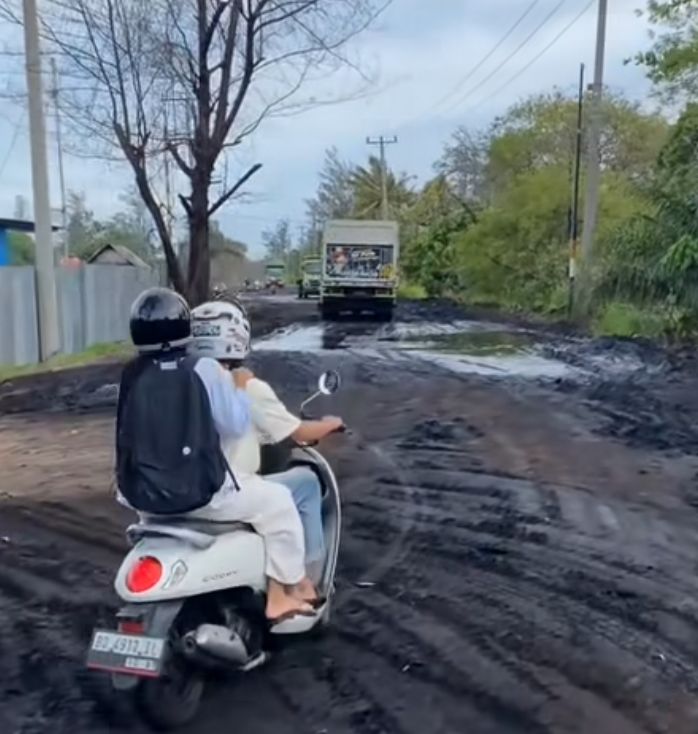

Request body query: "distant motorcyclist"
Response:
[115, 287, 313, 623]
[190, 296, 343, 603]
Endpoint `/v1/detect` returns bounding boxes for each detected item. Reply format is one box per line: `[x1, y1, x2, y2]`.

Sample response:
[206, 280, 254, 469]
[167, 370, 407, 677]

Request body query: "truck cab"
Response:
[264, 262, 285, 291]
[298, 257, 322, 299]
[320, 220, 399, 320]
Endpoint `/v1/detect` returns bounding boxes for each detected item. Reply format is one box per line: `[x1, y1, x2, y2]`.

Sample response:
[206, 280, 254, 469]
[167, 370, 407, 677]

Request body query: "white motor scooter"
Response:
[86, 371, 344, 730]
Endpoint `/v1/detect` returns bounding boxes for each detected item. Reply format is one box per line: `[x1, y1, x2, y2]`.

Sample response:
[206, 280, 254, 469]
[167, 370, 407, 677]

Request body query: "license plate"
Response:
[192, 323, 221, 337]
[86, 630, 166, 677]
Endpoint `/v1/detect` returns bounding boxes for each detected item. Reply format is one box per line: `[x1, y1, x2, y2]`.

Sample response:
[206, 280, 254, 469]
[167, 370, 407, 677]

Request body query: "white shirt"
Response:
[225, 377, 301, 477]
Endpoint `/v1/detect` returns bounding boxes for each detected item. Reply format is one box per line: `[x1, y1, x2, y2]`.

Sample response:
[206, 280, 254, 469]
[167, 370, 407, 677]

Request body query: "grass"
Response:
[592, 302, 667, 339]
[0, 341, 133, 382]
[398, 281, 428, 300]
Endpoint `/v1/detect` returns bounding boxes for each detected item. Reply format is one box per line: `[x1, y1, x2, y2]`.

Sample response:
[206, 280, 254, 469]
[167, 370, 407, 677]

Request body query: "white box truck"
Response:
[320, 219, 399, 320]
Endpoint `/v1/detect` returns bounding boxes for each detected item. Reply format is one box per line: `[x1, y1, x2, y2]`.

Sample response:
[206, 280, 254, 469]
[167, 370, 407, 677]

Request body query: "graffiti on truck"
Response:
[326, 244, 395, 279]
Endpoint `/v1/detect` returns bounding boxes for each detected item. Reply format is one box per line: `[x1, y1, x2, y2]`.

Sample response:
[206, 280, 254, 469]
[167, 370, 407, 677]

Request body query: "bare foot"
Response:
[292, 576, 321, 604]
[266, 579, 314, 621]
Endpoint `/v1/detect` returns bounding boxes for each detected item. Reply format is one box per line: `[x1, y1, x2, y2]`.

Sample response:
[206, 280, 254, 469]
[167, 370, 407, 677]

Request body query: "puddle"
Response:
[396, 330, 573, 378]
[254, 320, 580, 378]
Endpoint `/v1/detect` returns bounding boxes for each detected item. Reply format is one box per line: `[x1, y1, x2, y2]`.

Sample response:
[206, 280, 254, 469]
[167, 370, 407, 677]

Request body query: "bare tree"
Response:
[3, 0, 388, 302]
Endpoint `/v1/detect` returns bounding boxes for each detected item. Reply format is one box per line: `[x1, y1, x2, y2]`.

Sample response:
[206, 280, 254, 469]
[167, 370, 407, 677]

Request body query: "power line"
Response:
[434, 0, 541, 111]
[474, 0, 595, 108]
[445, 0, 567, 113]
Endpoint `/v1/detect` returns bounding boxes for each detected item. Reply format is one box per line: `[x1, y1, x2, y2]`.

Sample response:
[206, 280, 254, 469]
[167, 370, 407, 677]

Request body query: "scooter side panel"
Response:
[115, 531, 266, 603]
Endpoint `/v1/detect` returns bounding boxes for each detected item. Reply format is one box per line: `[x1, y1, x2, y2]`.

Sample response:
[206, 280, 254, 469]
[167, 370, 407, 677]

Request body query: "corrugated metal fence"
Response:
[0, 264, 160, 366]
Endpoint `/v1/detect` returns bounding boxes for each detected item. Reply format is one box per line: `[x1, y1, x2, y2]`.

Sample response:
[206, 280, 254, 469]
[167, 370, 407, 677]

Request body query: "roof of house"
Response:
[86, 243, 149, 267]
[0, 217, 60, 233]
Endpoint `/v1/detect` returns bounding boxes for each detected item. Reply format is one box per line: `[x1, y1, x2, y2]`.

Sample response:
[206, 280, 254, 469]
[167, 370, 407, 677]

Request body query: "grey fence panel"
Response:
[82, 265, 158, 348]
[1, 264, 160, 366]
[0, 267, 39, 366]
[57, 265, 86, 354]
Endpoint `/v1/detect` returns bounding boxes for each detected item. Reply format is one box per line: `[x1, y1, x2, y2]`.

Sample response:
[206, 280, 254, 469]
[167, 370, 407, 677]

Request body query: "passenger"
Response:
[115, 287, 313, 623]
[190, 295, 344, 603]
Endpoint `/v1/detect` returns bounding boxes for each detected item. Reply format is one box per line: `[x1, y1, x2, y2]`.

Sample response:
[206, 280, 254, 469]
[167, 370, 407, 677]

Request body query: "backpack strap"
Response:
[182, 355, 242, 493]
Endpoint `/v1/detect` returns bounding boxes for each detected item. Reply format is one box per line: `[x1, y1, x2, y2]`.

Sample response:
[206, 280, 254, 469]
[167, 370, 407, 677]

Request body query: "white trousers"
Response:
[185, 474, 306, 586]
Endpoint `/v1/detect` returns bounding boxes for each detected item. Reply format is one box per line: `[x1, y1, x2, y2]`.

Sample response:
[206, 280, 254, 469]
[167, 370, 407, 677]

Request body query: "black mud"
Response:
[2, 299, 698, 733]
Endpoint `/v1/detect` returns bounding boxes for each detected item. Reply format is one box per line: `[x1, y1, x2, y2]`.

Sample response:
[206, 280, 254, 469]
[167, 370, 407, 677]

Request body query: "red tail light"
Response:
[126, 556, 163, 593]
[119, 620, 145, 635]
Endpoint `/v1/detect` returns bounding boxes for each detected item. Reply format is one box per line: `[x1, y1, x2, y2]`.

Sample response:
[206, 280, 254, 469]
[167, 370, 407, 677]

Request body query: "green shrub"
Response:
[593, 302, 669, 339]
[398, 282, 427, 300]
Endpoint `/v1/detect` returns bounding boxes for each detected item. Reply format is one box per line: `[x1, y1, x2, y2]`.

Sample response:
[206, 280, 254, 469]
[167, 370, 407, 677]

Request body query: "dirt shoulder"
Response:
[0, 296, 318, 415]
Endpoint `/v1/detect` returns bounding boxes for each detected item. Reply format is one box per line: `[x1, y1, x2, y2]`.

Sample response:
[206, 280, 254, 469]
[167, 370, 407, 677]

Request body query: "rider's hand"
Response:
[323, 416, 344, 433]
[232, 367, 255, 389]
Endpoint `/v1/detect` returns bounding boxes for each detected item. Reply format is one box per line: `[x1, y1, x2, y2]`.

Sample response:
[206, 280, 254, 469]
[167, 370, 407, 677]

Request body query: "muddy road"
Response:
[3, 298, 698, 734]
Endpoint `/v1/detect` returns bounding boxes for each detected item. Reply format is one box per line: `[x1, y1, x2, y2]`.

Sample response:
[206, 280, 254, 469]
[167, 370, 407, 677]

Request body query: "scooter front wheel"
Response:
[135, 658, 204, 730]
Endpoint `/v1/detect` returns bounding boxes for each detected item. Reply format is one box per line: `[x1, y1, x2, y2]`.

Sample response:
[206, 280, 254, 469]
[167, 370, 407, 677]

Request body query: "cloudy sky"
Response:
[0, 1, 657, 258]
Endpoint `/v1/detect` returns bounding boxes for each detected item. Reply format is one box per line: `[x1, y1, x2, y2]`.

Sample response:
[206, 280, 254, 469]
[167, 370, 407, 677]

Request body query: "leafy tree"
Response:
[65, 188, 163, 262]
[8, 231, 34, 265]
[351, 156, 415, 219]
[435, 127, 489, 203]
[600, 105, 698, 320]
[402, 176, 476, 297]
[306, 148, 355, 225]
[262, 219, 293, 261]
[456, 166, 644, 313]
[66, 191, 98, 258]
[635, 0, 698, 101]
[487, 90, 668, 190]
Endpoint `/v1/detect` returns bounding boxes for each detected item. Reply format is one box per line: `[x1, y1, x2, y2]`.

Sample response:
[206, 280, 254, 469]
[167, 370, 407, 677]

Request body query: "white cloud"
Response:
[0, 1, 659, 258]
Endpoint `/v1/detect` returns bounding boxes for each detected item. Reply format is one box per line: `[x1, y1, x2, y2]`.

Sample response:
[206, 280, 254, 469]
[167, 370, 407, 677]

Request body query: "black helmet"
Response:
[129, 287, 191, 352]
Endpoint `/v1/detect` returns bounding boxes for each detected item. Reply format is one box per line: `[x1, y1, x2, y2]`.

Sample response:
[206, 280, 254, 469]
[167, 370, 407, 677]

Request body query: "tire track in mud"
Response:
[335, 427, 698, 734]
[4, 335, 698, 733]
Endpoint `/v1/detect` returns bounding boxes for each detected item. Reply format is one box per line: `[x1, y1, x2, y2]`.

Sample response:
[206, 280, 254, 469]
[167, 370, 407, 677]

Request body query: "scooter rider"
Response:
[116, 287, 313, 623]
[189, 295, 343, 603]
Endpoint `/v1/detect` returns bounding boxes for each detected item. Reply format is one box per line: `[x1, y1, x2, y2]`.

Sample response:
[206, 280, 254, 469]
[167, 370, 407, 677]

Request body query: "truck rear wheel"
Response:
[321, 303, 337, 321]
[375, 304, 394, 322]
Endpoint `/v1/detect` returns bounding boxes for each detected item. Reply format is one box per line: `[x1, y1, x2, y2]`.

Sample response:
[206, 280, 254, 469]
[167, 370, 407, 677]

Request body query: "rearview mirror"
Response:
[318, 370, 341, 395]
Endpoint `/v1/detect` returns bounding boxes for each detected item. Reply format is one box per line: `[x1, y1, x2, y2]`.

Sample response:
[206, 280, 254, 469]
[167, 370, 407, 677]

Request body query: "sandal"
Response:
[268, 605, 316, 625]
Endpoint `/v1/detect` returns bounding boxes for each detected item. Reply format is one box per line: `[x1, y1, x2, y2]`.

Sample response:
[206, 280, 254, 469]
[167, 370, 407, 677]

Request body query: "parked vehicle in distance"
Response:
[298, 257, 322, 299]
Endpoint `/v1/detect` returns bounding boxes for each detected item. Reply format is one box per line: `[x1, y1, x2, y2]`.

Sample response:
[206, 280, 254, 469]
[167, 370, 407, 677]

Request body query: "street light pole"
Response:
[23, 0, 60, 360]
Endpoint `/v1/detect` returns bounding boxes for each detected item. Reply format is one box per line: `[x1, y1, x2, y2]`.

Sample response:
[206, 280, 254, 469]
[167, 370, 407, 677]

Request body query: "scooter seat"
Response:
[155, 518, 254, 535]
[127, 518, 254, 548]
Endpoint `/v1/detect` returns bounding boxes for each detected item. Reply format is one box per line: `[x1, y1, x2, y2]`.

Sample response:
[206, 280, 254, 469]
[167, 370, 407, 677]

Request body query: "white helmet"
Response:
[190, 299, 251, 361]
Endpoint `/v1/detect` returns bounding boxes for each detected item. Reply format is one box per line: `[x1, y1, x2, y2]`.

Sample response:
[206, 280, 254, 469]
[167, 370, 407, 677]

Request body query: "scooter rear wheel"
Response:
[135, 658, 204, 730]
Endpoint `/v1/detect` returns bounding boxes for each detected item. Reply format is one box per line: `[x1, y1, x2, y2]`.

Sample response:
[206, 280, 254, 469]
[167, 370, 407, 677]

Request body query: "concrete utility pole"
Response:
[366, 135, 398, 220]
[23, 0, 60, 360]
[568, 62, 585, 317]
[577, 0, 608, 315]
[50, 57, 68, 258]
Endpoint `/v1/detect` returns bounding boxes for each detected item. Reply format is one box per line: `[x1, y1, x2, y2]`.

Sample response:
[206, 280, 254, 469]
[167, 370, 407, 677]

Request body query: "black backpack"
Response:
[116, 354, 233, 515]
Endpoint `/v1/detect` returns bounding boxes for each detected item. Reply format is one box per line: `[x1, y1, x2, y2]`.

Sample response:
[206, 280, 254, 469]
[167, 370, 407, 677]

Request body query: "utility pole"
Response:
[568, 63, 585, 317]
[366, 135, 398, 220]
[23, 0, 60, 360]
[50, 57, 68, 258]
[577, 0, 608, 316]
